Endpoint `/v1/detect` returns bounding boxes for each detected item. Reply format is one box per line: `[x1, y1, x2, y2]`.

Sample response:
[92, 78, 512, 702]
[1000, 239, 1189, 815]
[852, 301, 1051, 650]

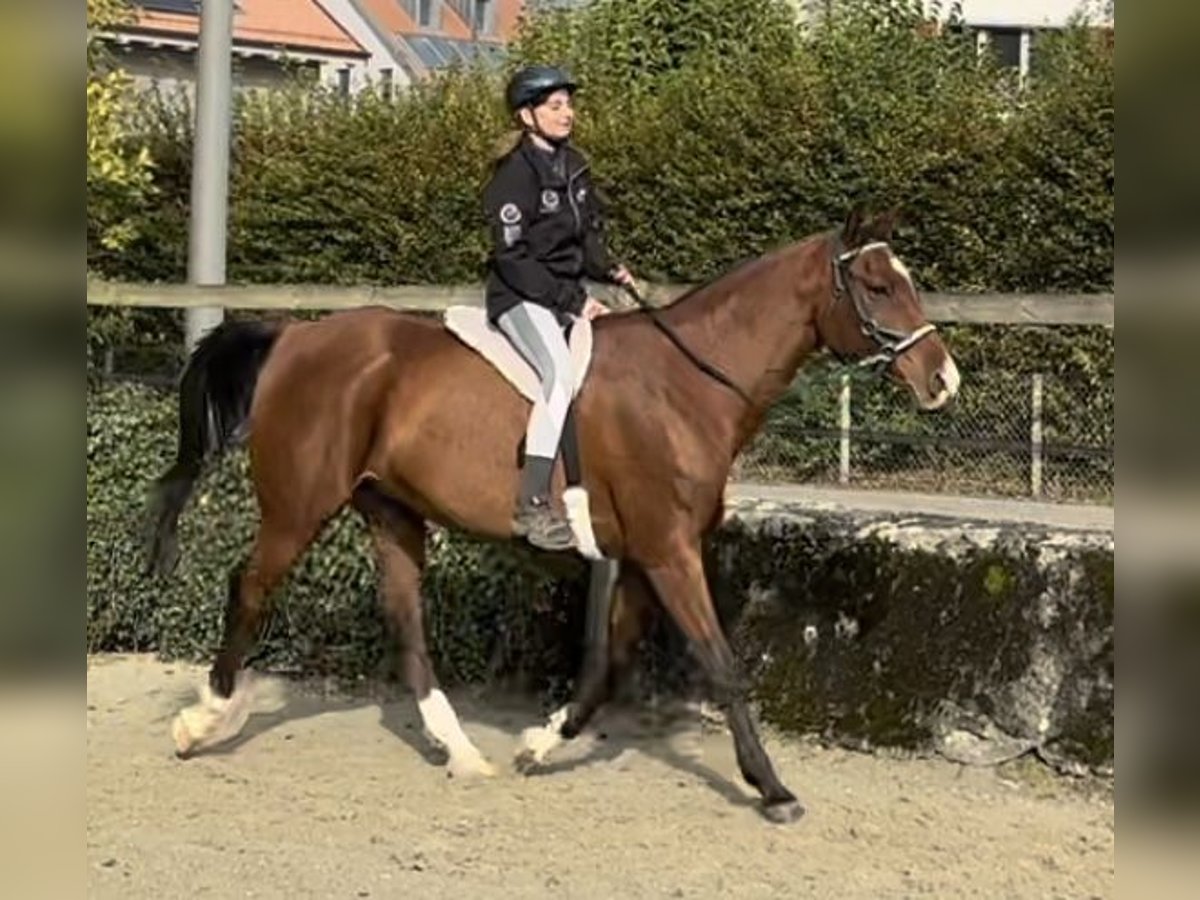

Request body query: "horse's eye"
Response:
[868, 285, 889, 298]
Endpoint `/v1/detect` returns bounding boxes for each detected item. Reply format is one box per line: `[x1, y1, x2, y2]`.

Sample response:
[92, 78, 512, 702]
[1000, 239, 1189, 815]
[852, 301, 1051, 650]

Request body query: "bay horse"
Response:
[147, 208, 959, 824]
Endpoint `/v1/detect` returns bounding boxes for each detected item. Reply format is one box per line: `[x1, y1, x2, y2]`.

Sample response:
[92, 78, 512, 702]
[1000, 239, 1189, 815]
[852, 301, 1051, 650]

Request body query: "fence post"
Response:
[839, 373, 851, 485]
[1030, 373, 1044, 498]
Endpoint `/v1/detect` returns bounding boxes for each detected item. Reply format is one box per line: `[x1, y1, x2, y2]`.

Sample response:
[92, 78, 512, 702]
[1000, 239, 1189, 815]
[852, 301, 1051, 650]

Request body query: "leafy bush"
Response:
[87, 0, 1113, 294]
[87, 0, 156, 253]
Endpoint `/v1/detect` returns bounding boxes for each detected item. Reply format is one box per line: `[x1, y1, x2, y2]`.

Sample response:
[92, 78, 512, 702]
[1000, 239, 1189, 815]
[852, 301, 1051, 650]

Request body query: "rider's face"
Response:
[521, 90, 574, 140]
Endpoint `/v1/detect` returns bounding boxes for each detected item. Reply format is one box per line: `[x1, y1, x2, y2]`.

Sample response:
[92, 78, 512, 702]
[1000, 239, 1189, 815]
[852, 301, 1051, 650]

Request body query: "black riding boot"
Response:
[513, 456, 574, 551]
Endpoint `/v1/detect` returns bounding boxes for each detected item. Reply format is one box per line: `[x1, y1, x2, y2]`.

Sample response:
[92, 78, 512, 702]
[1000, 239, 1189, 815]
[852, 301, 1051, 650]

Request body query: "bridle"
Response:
[618, 235, 939, 405]
[831, 237, 938, 373]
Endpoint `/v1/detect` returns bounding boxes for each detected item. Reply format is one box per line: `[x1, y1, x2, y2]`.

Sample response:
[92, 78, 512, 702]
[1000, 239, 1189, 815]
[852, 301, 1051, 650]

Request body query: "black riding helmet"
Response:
[506, 65, 579, 113]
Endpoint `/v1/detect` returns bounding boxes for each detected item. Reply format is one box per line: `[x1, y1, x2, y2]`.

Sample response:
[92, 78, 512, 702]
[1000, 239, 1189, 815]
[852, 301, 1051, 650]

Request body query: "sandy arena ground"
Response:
[87, 655, 1113, 899]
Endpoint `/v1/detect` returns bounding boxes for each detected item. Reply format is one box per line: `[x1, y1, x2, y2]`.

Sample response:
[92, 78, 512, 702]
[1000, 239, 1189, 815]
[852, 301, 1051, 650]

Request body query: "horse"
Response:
[147, 207, 959, 824]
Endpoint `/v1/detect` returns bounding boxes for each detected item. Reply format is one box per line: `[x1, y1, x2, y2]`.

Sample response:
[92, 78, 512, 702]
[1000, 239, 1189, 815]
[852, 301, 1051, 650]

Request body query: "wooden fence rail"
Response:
[86, 281, 1115, 327]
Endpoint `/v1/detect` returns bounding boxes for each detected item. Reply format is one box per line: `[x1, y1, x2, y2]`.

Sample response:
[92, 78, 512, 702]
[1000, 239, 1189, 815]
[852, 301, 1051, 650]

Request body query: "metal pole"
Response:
[185, 0, 235, 351]
[1030, 373, 1044, 498]
[839, 373, 851, 485]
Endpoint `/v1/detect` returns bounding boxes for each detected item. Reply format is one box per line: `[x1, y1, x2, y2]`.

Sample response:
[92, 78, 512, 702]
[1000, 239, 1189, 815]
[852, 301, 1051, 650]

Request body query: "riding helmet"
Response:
[505, 65, 579, 113]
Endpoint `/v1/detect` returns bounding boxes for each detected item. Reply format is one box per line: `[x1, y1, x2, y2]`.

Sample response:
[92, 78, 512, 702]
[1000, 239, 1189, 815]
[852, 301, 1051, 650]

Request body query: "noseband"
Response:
[831, 239, 938, 373]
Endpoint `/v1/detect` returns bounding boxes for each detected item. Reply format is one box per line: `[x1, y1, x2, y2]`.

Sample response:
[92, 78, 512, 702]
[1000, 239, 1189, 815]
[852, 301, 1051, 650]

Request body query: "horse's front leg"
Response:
[642, 543, 805, 824]
[516, 560, 652, 770]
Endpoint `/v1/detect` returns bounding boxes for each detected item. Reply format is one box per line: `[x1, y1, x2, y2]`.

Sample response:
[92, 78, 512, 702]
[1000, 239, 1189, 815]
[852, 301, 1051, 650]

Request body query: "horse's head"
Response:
[815, 207, 960, 410]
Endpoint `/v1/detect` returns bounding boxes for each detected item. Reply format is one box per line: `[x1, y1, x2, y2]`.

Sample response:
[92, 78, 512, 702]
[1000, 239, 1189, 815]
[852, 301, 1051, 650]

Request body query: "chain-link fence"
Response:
[736, 365, 1113, 504]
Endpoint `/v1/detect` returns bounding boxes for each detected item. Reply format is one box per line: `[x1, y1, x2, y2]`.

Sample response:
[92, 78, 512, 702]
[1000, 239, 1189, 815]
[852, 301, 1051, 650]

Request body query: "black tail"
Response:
[145, 319, 283, 576]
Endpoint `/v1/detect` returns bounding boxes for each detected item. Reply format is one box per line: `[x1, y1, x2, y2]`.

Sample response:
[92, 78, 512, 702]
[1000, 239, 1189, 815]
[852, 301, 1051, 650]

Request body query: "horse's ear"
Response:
[868, 206, 901, 242]
[842, 203, 868, 247]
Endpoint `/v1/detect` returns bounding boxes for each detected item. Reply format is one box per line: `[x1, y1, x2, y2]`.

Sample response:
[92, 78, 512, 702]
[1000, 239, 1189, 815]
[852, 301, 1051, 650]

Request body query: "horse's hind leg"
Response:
[172, 518, 318, 757]
[354, 484, 496, 778]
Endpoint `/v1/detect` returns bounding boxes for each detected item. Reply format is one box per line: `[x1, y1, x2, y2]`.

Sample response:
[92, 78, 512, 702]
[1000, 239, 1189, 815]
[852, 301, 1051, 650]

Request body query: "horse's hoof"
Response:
[171, 714, 195, 758]
[447, 753, 498, 780]
[761, 798, 806, 825]
[513, 747, 543, 776]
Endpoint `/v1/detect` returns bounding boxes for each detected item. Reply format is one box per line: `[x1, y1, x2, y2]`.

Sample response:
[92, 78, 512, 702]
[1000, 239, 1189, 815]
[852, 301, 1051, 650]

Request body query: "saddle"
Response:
[442, 306, 595, 403]
[442, 305, 602, 560]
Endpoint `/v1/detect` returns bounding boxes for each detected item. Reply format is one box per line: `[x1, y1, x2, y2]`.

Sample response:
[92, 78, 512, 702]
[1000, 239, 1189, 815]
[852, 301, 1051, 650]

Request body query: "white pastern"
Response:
[518, 705, 570, 766]
[417, 689, 496, 778]
[171, 671, 256, 757]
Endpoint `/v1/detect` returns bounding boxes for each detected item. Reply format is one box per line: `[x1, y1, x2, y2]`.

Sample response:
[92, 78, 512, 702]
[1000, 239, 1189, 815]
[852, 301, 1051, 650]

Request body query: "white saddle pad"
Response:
[443, 306, 594, 403]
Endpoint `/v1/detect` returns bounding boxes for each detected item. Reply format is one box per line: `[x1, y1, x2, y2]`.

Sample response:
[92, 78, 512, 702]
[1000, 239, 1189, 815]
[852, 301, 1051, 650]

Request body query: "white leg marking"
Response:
[518, 705, 570, 767]
[562, 487, 603, 560]
[418, 689, 496, 778]
[171, 671, 256, 756]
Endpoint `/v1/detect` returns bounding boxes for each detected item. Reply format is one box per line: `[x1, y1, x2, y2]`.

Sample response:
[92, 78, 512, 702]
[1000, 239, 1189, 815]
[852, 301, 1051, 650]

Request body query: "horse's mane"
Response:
[661, 257, 762, 308]
[660, 235, 830, 311]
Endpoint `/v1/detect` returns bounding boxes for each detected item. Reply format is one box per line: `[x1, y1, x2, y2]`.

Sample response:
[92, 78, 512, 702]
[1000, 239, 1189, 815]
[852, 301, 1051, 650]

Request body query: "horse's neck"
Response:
[659, 240, 828, 425]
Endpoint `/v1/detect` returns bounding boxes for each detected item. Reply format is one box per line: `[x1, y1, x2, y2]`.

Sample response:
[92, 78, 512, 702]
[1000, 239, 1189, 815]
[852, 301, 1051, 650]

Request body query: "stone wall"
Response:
[699, 497, 1113, 773]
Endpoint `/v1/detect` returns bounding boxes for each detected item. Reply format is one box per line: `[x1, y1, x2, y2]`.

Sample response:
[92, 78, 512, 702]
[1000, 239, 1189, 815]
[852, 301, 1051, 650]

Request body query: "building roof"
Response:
[129, 0, 368, 58]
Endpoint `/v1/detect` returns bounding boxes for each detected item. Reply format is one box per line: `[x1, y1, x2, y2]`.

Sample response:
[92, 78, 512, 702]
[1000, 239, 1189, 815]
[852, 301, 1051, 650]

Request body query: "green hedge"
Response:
[87, 0, 1113, 293]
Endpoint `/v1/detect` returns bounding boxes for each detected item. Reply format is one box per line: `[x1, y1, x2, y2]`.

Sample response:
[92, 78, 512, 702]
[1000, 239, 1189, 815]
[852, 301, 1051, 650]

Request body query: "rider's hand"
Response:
[583, 297, 611, 321]
[608, 265, 635, 288]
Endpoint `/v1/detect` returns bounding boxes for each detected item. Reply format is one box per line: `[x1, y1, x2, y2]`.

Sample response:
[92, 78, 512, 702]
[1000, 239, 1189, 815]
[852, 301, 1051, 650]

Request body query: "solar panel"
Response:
[479, 43, 506, 63]
[407, 36, 508, 70]
[408, 37, 447, 68]
[136, 0, 200, 14]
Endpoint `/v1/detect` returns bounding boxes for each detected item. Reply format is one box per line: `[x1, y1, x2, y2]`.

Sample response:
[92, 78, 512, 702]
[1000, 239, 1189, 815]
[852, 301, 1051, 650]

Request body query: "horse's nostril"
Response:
[930, 371, 946, 395]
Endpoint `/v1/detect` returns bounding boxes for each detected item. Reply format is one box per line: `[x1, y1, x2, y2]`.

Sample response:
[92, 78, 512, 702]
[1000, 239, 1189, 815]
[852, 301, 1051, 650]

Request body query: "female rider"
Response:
[484, 65, 634, 551]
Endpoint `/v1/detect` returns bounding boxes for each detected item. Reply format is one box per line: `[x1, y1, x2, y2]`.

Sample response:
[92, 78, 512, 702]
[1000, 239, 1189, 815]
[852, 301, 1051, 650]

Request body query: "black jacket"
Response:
[483, 136, 618, 324]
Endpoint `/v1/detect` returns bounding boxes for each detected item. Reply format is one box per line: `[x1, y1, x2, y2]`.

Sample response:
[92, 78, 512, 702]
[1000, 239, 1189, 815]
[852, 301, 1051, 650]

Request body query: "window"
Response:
[474, 0, 495, 36]
[445, 0, 492, 35]
[982, 27, 1022, 71]
[336, 67, 351, 96]
[404, 0, 440, 29]
[976, 26, 1042, 81]
[137, 0, 200, 13]
[379, 67, 393, 100]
